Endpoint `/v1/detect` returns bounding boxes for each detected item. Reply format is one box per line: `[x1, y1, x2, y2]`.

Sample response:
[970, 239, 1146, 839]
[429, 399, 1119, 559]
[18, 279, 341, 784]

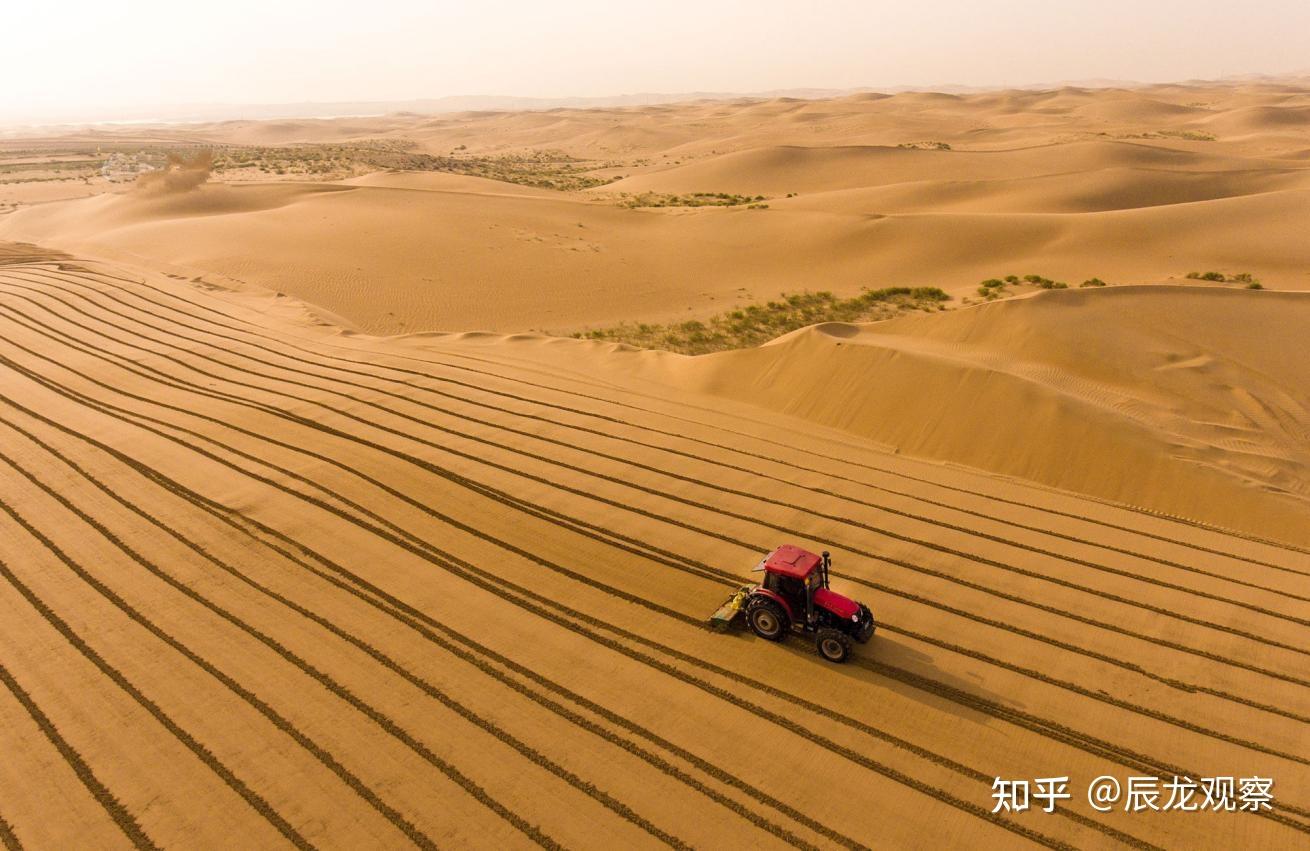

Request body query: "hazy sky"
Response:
[5, 0, 1309, 122]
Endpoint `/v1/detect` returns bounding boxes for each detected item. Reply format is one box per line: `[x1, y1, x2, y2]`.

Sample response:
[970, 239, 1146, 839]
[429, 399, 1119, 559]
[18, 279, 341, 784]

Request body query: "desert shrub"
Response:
[1246, 281, 1264, 289]
[1081, 278, 1107, 287]
[1004, 275, 1019, 284]
[575, 286, 951, 354]
[1230, 272, 1255, 283]
[979, 278, 1005, 289]
[1186, 271, 1226, 282]
[619, 191, 766, 208]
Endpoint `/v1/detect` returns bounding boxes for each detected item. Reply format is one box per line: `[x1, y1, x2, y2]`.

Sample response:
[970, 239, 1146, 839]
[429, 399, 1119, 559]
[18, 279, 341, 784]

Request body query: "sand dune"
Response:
[15, 176, 1308, 337]
[1, 248, 1307, 849]
[657, 286, 1310, 544]
[4, 82, 1309, 336]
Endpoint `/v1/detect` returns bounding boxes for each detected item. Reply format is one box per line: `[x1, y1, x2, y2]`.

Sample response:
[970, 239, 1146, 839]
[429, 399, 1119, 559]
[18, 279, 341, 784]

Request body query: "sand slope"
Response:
[658, 286, 1310, 544]
[1, 247, 1307, 849]
[4, 172, 1310, 335]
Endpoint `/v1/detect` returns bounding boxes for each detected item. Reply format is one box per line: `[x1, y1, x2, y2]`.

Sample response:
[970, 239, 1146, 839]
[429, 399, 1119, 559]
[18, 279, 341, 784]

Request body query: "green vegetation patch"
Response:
[616, 191, 767, 208]
[574, 287, 950, 354]
[207, 140, 624, 189]
[897, 141, 953, 150]
[1117, 130, 1217, 142]
[1186, 271, 1262, 287]
[975, 273, 1069, 300]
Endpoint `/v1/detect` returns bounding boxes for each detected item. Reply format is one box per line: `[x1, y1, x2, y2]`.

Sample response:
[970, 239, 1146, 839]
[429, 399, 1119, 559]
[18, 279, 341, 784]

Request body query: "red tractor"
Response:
[709, 545, 875, 663]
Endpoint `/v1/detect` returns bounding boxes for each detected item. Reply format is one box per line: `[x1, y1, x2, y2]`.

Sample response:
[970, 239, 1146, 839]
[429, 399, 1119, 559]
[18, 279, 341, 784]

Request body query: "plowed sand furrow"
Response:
[34, 262, 1307, 578]
[0, 444, 446, 848]
[12, 267, 1267, 589]
[0, 351, 1100, 848]
[5, 322, 1304, 764]
[4, 256, 1307, 848]
[5, 294, 1304, 691]
[0, 452, 732, 851]
[0, 812, 20, 851]
[0, 665, 144, 851]
[5, 319, 1304, 806]
[0, 404, 910, 851]
[0, 552, 307, 850]
[0, 390, 1063, 848]
[17, 270, 1308, 619]
[0, 400, 1278, 848]
[12, 268, 1310, 599]
[0, 461, 667, 851]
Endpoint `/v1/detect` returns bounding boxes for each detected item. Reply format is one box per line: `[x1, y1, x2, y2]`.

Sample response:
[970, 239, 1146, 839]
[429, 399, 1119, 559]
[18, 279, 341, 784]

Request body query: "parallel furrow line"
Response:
[0, 663, 158, 850]
[5, 329, 1310, 764]
[0, 495, 561, 850]
[30, 264, 1309, 573]
[0, 417, 845, 850]
[0, 458, 439, 847]
[0, 447, 690, 851]
[12, 271, 1308, 598]
[0, 366, 1118, 850]
[6, 321, 1310, 710]
[3, 293, 1307, 658]
[0, 554, 314, 850]
[0, 371, 1275, 846]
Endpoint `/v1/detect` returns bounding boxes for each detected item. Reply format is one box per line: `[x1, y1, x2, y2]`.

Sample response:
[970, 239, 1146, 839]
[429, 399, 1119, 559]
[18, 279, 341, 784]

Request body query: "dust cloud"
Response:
[136, 151, 212, 194]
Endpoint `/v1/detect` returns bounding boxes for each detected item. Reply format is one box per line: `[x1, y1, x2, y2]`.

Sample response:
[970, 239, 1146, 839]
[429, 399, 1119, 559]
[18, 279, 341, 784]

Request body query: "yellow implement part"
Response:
[708, 586, 752, 630]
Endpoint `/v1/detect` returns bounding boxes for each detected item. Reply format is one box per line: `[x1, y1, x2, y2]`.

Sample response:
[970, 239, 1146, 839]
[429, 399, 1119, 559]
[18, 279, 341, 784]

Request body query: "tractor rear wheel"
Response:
[816, 628, 852, 663]
[747, 599, 789, 641]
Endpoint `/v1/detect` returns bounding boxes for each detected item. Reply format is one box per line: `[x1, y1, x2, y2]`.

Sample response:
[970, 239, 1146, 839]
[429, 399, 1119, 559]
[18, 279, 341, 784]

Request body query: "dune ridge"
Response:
[647, 286, 1310, 544]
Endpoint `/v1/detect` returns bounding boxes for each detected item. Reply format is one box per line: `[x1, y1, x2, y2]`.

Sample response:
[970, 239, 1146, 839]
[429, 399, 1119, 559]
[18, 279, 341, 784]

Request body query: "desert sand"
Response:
[1, 80, 1308, 849]
[4, 82, 1310, 336]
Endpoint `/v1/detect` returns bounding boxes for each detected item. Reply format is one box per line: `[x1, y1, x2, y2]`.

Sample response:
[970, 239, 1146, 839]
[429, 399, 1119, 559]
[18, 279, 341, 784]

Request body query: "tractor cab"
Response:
[708, 544, 876, 663]
[753, 544, 829, 626]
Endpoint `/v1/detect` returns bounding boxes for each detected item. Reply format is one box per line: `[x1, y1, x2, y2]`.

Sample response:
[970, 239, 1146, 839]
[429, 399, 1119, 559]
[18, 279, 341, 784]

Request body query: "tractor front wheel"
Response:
[747, 599, 789, 641]
[816, 628, 853, 663]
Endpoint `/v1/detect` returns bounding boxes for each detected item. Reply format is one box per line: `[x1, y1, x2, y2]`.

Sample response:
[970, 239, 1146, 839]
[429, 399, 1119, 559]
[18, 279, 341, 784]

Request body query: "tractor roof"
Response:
[758, 545, 821, 579]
